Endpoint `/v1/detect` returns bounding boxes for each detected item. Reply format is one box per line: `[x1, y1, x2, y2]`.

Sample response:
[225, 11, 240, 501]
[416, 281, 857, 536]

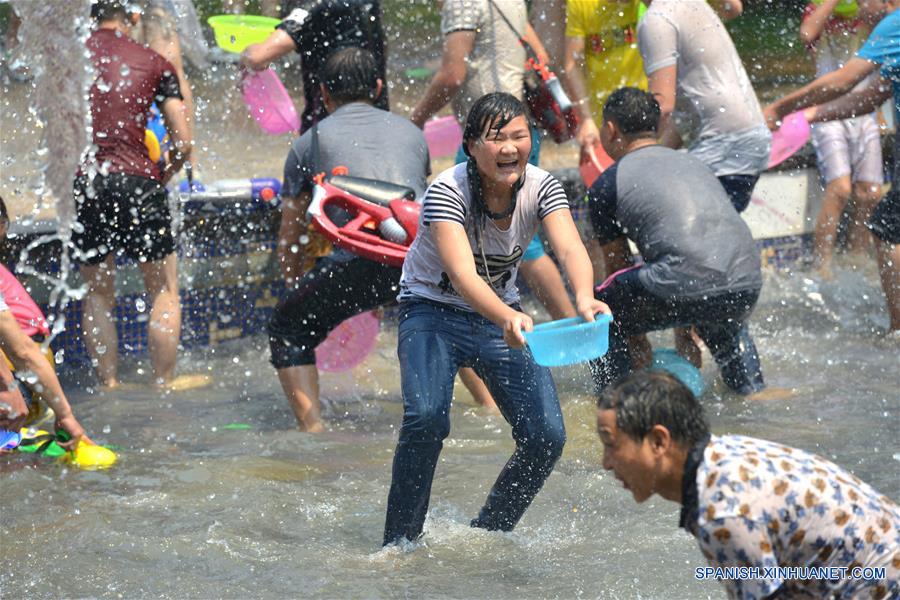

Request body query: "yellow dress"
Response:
[565, 0, 648, 120]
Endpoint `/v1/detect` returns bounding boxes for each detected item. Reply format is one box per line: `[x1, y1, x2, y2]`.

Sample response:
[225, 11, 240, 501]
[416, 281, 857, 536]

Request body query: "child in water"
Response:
[383, 92, 609, 545]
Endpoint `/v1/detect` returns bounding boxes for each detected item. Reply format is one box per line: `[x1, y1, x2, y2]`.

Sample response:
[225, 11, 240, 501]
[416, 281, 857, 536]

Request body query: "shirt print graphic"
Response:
[438, 245, 523, 296]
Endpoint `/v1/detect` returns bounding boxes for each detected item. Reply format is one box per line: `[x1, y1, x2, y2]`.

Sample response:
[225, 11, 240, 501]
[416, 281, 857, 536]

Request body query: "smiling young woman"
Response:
[382, 92, 610, 547]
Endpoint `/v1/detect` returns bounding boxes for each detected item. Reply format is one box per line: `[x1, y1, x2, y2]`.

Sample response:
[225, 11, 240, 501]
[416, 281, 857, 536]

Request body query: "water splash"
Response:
[10, 0, 95, 349]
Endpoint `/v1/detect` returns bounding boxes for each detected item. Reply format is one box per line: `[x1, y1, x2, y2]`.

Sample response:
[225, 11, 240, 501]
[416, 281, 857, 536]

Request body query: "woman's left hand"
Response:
[575, 296, 611, 322]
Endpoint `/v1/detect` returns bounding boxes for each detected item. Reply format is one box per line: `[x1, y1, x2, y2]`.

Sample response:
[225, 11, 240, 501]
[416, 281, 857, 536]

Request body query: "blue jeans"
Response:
[383, 300, 566, 545]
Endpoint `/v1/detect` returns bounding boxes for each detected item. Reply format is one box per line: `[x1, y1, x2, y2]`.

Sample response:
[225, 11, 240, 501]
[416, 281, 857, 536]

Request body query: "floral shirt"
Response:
[681, 435, 900, 599]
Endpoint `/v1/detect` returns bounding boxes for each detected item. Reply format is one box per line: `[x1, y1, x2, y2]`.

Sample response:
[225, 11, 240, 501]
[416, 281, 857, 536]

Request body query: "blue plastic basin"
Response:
[524, 314, 613, 367]
[651, 348, 705, 397]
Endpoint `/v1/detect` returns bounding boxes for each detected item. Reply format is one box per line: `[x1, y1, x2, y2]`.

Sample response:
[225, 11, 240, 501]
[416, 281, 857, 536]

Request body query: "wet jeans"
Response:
[592, 269, 765, 395]
[383, 300, 566, 546]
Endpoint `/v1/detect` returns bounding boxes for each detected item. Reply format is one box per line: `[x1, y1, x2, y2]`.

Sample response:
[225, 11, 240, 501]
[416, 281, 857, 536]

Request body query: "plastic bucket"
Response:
[768, 111, 810, 169]
[651, 348, 705, 397]
[524, 314, 613, 367]
[579, 141, 614, 187]
[242, 68, 300, 135]
[208, 15, 280, 54]
[424, 116, 463, 158]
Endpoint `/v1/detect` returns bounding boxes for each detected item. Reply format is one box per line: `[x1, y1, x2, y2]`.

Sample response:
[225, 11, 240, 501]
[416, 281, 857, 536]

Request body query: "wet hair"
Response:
[91, 1, 130, 22]
[598, 370, 710, 447]
[0, 195, 7, 222]
[461, 92, 527, 158]
[602, 87, 660, 136]
[319, 47, 380, 105]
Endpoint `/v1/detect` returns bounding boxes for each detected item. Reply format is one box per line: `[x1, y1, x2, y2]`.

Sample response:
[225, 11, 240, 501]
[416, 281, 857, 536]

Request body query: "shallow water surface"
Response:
[2, 268, 898, 599]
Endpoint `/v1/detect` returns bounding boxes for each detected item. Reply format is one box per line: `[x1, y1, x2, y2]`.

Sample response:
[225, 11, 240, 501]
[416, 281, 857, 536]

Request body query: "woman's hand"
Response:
[502, 311, 534, 349]
[575, 296, 611, 323]
[54, 414, 87, 450]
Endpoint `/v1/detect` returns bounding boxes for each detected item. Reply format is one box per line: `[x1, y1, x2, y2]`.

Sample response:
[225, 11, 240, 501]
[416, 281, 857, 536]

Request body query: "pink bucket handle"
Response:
[595, 263, 643, 294]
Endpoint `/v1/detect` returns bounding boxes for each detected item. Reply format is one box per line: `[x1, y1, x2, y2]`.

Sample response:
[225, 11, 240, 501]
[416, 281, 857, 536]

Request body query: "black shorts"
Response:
[72, 173, 175, 265]
[868, 188, 900, 244]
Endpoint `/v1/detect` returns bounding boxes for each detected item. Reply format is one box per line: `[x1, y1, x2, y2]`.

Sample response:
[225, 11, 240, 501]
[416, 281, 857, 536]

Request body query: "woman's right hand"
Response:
[502, 311, 534, 349]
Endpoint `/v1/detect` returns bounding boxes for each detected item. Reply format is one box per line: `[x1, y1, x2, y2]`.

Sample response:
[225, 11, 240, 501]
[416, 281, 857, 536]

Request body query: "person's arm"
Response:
[764, 57, 878, 127]
[709, 0, 743, 21]
[431, 221, 533, 347]
[638, 15, 682, 148]
[0, 312, 86, 447]
[522, 23, 550, 66]
[159, 97, 192, 184]
[804, 74, 893, 123]
[277, 192, 312, 286]
[646, 65, 682, 149]
[410, 31, 475, 128]
[240, 29, 296, 71]
[145, 18, 196, 168]
[799, 0, 841, 46]
[561, 35, 600, 156]
[0, 356, 27, 433]
[541, 209, 610, 321]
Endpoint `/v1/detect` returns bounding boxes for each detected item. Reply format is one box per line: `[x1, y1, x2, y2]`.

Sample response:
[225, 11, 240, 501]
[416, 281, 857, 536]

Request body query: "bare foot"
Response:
[299, 420, 326, 433]
[814, 264, 834, 281]
[158, 374, 212, 391]
[746, 387, 796, 402]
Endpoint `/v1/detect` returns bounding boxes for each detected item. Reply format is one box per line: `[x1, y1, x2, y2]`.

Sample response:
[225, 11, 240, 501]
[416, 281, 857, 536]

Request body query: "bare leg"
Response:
[138, 253, 181, 385]
[585, 238, 607, 286]
[276, 364, 325, 432]
[458, 367, 498, 412]
[813, 176, 852, 278]
[875, 239, 900, 333]
[628, 334, 652, 369]
[80, 257, 119, 387]
[675, 327, 702, 368]
[846, 181, 882, 257]
[519, 254, 576, 320]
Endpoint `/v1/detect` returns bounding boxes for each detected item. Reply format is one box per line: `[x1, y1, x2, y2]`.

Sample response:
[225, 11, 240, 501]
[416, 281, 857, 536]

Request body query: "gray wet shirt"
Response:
[588, 145, 762, 299]
[282, 102, 430, 199]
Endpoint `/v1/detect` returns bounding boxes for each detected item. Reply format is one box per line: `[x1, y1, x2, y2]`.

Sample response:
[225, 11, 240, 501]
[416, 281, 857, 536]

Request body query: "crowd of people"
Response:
[0, 0, 898, 596]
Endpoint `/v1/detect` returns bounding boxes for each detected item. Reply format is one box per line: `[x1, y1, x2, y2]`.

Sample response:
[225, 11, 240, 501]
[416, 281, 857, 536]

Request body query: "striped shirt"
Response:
[399, 162, 569, 310]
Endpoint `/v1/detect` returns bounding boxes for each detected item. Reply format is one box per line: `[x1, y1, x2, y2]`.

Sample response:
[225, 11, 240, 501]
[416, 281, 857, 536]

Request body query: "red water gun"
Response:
[307, 171, 421, 268]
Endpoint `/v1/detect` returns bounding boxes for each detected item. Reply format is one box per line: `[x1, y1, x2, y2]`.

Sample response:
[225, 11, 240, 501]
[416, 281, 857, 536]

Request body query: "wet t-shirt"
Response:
[857, 9, 900, 186]
[564, 0, 647, 120]
[399, 163, 569, 310]
[638, 0, 771, 176]
[683, 435, 900, 600]
[0, 265, 49, 338]
[278, 0, 388, 133]
[85, 28, 182, 182]
[588, 145, 761, 299]
[441, 0, 526, 126]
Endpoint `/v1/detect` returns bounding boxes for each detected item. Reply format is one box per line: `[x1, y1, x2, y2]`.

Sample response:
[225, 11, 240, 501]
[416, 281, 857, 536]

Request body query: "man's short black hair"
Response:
[320, 47, 380, 105]
[598, 370, 710, 447]
[91, 0, 132, 22]
[602, 87, 661, 136]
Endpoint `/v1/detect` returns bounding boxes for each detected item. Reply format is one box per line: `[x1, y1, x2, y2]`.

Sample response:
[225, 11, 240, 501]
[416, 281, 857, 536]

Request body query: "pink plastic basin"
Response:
[242, 68, 300, 135]
[315, 310, 381, 373]
[768, 111, 811, 169]
[424, 116, 463, 158]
